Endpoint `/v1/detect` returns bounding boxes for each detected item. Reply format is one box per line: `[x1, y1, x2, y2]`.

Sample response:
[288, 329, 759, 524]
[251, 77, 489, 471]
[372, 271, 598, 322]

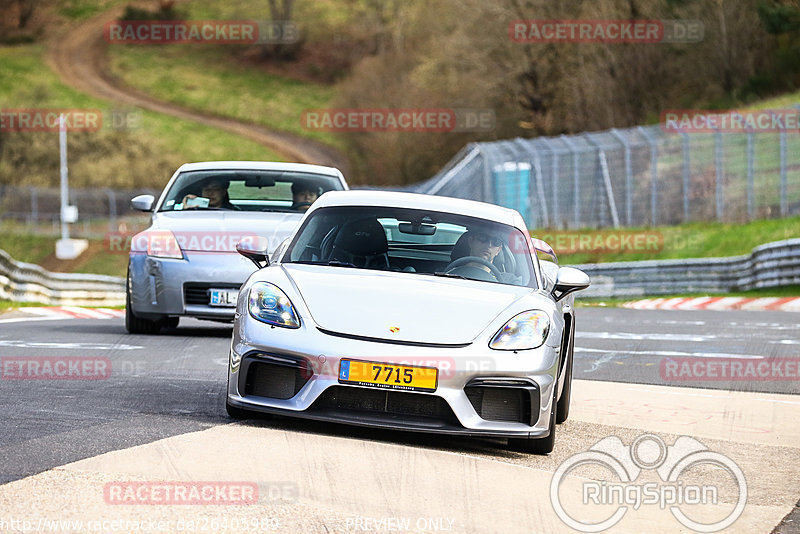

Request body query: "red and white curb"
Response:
[623, 296, 800, 311]
[19, 307, 125, 320]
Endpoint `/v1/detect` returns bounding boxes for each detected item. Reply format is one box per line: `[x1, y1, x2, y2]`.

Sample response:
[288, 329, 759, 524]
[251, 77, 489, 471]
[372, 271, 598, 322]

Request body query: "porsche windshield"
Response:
[284, 206, 538, 288]
[158, 170, 344, 212]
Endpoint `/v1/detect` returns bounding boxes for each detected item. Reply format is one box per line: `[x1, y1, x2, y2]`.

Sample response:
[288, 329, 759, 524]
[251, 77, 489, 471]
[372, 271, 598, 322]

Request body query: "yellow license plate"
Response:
[338, 359, 438, 392]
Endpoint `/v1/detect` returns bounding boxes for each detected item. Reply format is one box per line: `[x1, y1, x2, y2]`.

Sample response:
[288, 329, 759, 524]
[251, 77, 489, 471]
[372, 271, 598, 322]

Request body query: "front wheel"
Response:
[556, 323, 575, 424]
[125, 276, 162, 334]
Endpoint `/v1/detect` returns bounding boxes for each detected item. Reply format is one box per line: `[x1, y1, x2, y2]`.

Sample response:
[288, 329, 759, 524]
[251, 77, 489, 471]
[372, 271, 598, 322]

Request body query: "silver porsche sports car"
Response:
[226, 191, 589, 454]
[125, 161, 348, 334]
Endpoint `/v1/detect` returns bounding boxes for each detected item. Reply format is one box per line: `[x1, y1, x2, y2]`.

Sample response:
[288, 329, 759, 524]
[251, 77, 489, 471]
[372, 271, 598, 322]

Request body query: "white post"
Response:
[59, 114, 69, 242]
[55, 114, 88, 260]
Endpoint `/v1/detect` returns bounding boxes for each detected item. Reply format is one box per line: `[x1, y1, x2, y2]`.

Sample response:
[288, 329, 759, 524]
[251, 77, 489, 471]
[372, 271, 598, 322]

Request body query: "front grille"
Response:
[311, 386, 458, 424]
[245, 361, 310, 399]
[183, 282, 240, 305]
[465, 385, 532, 425]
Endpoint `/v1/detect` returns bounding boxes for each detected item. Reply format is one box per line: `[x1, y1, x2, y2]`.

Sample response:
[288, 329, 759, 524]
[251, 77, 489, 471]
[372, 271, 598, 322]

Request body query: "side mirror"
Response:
[236, 236, 270, 268]
[552, 266, 590, 302]
[131, 194, 155, 212]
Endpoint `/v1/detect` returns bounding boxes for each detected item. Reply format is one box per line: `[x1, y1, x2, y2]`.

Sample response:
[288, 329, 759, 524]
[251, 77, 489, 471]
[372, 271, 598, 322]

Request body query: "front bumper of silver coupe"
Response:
[128, 252, 256, 320]
[227, 320, 561, 439]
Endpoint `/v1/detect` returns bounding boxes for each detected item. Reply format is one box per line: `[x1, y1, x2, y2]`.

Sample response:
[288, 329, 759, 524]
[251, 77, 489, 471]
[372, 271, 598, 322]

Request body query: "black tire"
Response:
[225, 400, 253, 420]
[556, 321, 575, 424]
[124, 270, 161, 335]
[508, 385, 557, 455]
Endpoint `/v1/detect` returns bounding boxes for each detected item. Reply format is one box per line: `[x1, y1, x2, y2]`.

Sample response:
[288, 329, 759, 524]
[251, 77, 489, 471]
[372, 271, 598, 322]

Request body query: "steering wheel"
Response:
[291, 201, 313, 211]
[444, 256, 503, 279]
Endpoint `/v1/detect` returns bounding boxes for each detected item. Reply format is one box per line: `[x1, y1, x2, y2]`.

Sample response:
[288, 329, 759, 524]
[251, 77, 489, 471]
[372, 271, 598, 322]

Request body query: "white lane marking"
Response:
[0, 340, 142, 350]
[579, 330, 799, 344]
[575, 347, 764, 359]
[728, 322, 800, 331]
[0, 316, 69, 324]
[577, 331, 716, 341]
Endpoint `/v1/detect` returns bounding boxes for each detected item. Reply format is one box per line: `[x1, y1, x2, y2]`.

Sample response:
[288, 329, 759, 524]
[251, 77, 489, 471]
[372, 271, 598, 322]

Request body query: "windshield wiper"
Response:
[287, 260, 358, 268]
[326, 260, 358, 268]
[432, 271, 468, 280]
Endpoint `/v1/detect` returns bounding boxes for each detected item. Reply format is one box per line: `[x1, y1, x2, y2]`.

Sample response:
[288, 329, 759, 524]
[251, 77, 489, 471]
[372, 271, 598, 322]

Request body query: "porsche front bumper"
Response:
[227, 314, 561, 438]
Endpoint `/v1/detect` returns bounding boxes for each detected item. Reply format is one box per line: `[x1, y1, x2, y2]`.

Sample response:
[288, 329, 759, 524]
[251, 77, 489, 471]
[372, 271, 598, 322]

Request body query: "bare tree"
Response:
[260, 0, 298, 59]
[16, 0, 38, 28]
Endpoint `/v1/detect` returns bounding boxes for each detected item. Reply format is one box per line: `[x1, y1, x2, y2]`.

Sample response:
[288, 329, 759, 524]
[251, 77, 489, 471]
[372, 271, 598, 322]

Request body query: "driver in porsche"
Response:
[464, 231, 504, 276]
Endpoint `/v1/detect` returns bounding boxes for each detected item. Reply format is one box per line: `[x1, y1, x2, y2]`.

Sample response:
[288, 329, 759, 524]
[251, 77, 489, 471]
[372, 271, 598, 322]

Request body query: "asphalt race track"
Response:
[0, 307, 798, 533]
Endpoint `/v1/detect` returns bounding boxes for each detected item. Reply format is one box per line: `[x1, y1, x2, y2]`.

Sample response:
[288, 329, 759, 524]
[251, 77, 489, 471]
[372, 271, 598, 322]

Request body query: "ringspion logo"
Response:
[551, 434, 746, 532]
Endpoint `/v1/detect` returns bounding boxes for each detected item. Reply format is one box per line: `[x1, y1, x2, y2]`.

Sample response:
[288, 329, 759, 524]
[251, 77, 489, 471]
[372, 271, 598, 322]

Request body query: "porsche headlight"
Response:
[490, 310, 550, 351]
[248, 282, 300, 328]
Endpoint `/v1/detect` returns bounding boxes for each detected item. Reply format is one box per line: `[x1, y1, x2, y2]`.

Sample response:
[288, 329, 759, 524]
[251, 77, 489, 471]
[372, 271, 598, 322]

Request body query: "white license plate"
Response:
[209, 289, 239, 307]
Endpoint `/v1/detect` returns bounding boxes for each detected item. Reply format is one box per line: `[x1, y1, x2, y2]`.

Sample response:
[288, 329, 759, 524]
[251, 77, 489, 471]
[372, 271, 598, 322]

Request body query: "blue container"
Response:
[492, 162, 531, 224]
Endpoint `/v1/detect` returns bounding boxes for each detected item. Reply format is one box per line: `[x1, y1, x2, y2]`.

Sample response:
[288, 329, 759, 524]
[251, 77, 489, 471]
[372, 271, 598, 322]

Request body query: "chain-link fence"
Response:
[414, 108, 800, 229]
[0, 186, 158, 237]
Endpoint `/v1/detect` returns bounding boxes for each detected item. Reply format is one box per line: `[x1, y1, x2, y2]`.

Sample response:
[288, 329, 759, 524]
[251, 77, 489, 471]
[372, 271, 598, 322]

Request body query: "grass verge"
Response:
[539, 215, 800, 265]
[0, 43, 283, 189]
[106, 45, 342, 149]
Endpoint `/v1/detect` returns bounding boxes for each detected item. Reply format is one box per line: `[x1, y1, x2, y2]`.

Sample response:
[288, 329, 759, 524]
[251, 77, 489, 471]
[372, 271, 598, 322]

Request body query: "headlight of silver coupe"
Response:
[248, 282, 300, 328]
[490, 310, 550, 350]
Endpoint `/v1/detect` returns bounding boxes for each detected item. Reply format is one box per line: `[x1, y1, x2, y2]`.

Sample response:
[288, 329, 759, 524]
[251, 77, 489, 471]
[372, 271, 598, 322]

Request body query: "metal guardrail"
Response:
[1, 238, 799, 306]
[0, 249, 125, 306]
[576, 238, 800, 298]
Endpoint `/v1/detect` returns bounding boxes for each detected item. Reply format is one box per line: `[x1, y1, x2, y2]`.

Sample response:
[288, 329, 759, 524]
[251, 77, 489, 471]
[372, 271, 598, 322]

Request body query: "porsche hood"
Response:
[281, 264, 531, 345]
